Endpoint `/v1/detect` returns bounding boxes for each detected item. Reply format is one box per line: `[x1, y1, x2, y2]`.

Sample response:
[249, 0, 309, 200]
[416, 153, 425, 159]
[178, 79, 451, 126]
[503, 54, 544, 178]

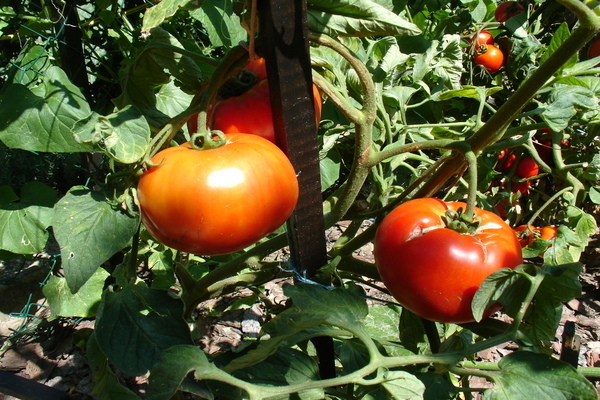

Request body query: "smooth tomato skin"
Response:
[587, 39, 600, 65]
[137, 133, 299, 256]
[474, 45, 504, 73]
[515, 156, 539, 178]
[471, 30, 494, 46]
[495, 1, 525, 23]
[374, 198, 523, 324]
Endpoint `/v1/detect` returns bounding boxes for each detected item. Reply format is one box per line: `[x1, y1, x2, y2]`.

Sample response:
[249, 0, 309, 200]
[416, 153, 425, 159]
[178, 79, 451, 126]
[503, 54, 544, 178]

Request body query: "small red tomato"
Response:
[374, 198, 523, 324]
[495, 1, 525, 23]
[513, 225, 557, 248]
[587, 39, 600, 65]
[512, 180, 531, 194]
[474, 44, 504, 73]
[515, 157, 539, 178]
[496, 150, 516, 171]
[471, 30, 494, 46]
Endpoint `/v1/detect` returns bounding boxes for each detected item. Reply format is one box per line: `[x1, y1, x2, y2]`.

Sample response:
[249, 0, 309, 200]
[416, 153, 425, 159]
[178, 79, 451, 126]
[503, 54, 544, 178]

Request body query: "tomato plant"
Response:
[495, 1, 526, 23]
[373, 198, 523, 324]
[474, 44, 504, 73]
[137, 133, 299, 255]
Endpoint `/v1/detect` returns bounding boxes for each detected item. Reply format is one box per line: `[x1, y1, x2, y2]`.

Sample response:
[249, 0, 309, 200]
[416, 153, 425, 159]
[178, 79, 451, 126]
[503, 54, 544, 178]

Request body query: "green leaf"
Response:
[335, 338, 370, 374]
[0, 66, 93, 152]
[95, 283, 193, 376]
[589, 186, 600, 204]
[483, 351, 597, 400]
[86, 333, 142, 400]
[190, 0, 246, 49]
[284, 283, 369, 327]
[542, 85, 597, 132]
[540, 23, 576, 68]
[232, 347, 324, 400]
[52, 187, 139, 292]
[74, 105, 151, 164]
[148, 345, 217, 400]
[113, 28, 203, 128]
[43, 267, 110, 318]
[471, 267, 530, 322]
[307, 0, 421, 37]
[381, 370, 426, 400]
[363, 303, 402, 342]
[142, 0, 203, 34]
[148, 249, 177, 290]
[0, 181, 57, 255]
[583, 153, 600, 181]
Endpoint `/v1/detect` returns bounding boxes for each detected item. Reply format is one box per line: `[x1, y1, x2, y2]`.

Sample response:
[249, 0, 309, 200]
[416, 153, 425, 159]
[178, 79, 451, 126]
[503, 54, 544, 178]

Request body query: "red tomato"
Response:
[187, 59, 322, 144]
[587, 39, 600, 65]
[137, 133, 299, 256]
[515, 157, 539, 178]
[474, 44, 504, 73]
[495, 1, 525, 23]
[496, 150, 516, 171]
[512, 180, 531, 194]
[514, 225, 557, 248]
[374, 198, 523, 324]
[471, 30, 494, 46]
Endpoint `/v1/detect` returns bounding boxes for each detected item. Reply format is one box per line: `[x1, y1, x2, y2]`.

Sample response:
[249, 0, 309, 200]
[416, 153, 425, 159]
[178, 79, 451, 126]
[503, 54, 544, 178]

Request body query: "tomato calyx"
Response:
[190, 130, 227, 151]
[218, 69, 262, 99]
[442, 207, 481, 234]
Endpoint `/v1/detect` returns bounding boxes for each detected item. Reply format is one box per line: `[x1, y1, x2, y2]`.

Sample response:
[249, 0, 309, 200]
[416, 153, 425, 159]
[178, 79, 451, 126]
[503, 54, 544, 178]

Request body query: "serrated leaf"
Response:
[307, 0, 421, 37]
[53, 187, 139, 292]
[542, 85, 597, 132]
[0, 66, 93, 152]
[381, 370, 425, 400]
[86, 333, 142, 400]
[190, 1, 246, 49]
[483, 351, 597, 400]
[471, 268, 530, 322]
[95, 283, 193, 376]
[43, 267, 109, 318]
[0, 181, 57, 254]
[74, 105, 151, 164]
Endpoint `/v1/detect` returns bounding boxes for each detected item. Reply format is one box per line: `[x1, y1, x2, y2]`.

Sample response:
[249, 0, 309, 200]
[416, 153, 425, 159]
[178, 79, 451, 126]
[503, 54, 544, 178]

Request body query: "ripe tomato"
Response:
[515, 157, 539, 178]
[514, 225, 557, 248]
[512, 180, 531, 194]
[495, 1, 525, 23]
[374, 198, 523, 324]
[587, 39, 600, 64]
[471, 30, 494, 46]
[187, 58, 322, 144]
[137, 133, 299, 256]
[496, 150, 516, 171]
[474, 44, 504, 73]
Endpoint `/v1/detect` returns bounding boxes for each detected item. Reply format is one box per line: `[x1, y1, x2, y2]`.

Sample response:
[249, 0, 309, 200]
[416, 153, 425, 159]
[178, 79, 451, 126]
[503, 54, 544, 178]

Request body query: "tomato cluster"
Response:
[187, 58, 322, 144]
[494, 149, 539, 195]
[374, 198, 523, 324]
[470, 30, 504, 73]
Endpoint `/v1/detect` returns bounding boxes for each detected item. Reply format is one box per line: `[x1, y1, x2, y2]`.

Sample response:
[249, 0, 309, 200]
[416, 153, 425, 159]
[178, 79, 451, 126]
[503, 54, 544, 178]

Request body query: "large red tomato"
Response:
[137, 133, 299, 256]
[495, 1, 525, 23]
[187, 59, 322, 144]
[374, 198, 523, 324]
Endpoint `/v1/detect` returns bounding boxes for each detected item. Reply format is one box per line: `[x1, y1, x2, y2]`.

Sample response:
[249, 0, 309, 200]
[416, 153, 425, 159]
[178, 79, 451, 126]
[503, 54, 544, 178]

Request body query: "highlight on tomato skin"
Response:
[373, 197, 523, 324]
[473, 44, 504, 73]
[137, 133, 299, 256]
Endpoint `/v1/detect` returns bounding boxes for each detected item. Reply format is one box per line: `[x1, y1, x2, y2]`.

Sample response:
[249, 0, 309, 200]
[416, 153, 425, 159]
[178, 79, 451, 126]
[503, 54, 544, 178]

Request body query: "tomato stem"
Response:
[190, 130, 227, 151]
